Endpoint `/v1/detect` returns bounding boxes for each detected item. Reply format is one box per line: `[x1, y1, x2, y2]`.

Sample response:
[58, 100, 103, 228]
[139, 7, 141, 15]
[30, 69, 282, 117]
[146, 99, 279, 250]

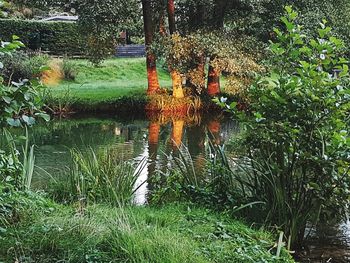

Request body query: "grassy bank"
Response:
[45, 58, 171, 112]
[0, 189, 293, 263]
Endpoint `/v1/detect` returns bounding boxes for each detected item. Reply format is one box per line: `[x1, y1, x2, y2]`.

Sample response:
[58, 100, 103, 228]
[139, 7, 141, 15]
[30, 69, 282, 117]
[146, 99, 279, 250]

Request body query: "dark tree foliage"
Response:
[77, 0, 141, 64]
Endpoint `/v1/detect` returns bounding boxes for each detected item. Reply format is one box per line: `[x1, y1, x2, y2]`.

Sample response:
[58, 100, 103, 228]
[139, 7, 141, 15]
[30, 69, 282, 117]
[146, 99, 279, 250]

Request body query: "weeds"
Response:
[41, 87, 77, 115]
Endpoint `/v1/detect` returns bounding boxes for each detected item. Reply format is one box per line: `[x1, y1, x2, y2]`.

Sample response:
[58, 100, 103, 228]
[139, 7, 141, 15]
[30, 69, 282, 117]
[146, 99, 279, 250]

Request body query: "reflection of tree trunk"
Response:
[147, 122, 160, 193]
[171, 70, 184, 98]
[149, 122, 160, 145]
[171, 119, 185, 149]
[187, 124, 206, 173]
[142, 0, 160, 95]
[208, 120, 221, 145]
[207, 62, 220, 96]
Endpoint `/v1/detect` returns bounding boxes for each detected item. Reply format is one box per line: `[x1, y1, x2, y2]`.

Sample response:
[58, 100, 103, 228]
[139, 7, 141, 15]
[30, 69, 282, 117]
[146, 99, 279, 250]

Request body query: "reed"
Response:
[64, 147, 143, 206]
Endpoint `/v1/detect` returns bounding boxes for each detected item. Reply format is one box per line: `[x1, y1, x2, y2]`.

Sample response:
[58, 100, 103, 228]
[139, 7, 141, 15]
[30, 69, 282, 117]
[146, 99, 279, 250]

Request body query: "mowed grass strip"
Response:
[49, 58, 172, 103]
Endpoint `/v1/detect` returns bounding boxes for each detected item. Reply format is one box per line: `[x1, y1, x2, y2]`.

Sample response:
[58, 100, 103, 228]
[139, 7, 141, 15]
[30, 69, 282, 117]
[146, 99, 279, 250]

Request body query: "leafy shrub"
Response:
[61, 58, 77, 81]
[0, 36, 49, 127]
[220, 6, 350, 247]
[0, 51, 49, 82]
[0, 19, 86, 56]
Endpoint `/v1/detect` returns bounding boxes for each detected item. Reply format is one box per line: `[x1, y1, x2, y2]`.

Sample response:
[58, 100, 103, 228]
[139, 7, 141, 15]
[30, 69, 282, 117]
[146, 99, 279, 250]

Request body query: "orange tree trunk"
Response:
[171, 70, 184, 99]
[207, 62, 221, 96]
[142, 0, 160, 95]
[167, 0, 184, 99]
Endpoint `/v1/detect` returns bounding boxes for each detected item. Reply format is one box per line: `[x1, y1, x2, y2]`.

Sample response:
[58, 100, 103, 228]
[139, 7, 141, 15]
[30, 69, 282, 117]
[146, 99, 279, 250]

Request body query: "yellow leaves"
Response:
[41, 59, 64, 86]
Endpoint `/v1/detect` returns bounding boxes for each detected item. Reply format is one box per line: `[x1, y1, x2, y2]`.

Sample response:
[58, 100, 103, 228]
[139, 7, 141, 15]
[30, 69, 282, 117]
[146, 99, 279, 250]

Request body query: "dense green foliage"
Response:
[0, 51, 48, 82]
[64, 147, 140, 206]
[0, 36, 48, 127]
[76, 0, 141, 64]
[218, 6, 350, 247]
[0, 19, 85, 55]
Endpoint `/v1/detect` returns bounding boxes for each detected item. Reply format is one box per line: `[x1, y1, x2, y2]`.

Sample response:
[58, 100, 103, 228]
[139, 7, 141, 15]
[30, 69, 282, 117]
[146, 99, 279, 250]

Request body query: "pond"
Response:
[21, 113, 350, 263]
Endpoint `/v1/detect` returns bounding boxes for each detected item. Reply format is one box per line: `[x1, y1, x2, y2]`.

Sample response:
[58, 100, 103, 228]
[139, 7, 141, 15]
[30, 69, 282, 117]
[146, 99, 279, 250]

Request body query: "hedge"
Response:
[0, 19, 87, 55]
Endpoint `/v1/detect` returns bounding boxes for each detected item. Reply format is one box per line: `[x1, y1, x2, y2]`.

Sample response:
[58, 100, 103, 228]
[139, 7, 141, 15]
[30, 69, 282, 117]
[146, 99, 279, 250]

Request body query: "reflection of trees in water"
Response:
[29, 113, 238, 204]
[144, 112, 238, 203]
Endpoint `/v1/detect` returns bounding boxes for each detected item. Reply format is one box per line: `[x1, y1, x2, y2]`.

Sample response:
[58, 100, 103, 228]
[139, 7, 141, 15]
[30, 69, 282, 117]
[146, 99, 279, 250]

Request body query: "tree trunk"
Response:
[171, 70, 184, 98]
[167, 0, 184, 99]
[207, 62, 221, 96]
[213, 0, 227, 28]
[142, 0, 160, 95]
[167, 0, 176, 34]
[205, 0, 227, 96]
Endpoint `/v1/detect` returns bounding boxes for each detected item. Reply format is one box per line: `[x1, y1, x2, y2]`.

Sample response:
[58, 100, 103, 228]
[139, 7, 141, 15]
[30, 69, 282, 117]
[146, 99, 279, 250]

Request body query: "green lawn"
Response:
[49, 58, 172, 103]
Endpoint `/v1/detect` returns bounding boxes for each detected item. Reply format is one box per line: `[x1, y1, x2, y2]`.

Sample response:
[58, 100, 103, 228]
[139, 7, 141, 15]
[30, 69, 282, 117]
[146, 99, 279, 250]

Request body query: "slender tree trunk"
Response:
[213, 0, 227, 28]
[206, 0, 228, 96]
[167, 0, 184, 99]
[142, 0, 160, 95]
[171, 71, 184, 98]
[167, 0, 176, 34]
[207, 62, 221, 96]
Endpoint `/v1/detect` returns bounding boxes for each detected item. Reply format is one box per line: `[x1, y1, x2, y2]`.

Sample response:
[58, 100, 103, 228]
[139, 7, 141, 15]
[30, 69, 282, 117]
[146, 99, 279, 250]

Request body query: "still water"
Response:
[24, 113, 350, 263]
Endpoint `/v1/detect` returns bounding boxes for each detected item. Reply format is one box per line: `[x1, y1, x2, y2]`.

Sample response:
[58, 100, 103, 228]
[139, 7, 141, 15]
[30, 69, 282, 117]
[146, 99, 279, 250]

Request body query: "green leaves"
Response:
[216, 5, 350, 246]
[0, 37, 50, 127]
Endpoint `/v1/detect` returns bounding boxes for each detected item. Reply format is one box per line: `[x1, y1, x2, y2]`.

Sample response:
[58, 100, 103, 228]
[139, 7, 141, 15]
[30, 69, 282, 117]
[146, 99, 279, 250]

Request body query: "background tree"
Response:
[77, 0, 141, 65]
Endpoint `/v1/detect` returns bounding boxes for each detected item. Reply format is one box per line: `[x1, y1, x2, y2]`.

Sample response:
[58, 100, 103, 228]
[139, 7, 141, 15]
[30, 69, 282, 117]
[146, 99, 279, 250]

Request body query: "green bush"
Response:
[0, 36, 49, 127]
[0, 19, 86, 55]
[0, 51, 49, 82]
[220, 6, 350, 247]
[62, 58, 77, 81]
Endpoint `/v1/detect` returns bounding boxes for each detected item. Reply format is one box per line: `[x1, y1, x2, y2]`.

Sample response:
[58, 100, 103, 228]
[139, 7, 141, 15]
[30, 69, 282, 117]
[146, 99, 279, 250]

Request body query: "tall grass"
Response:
[41, 87, 77, 115]
[54, 147, 144, 207]
[21, 130, 35, 191]
[1, 128, 35, 190]
[153, 141, 320, 248]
